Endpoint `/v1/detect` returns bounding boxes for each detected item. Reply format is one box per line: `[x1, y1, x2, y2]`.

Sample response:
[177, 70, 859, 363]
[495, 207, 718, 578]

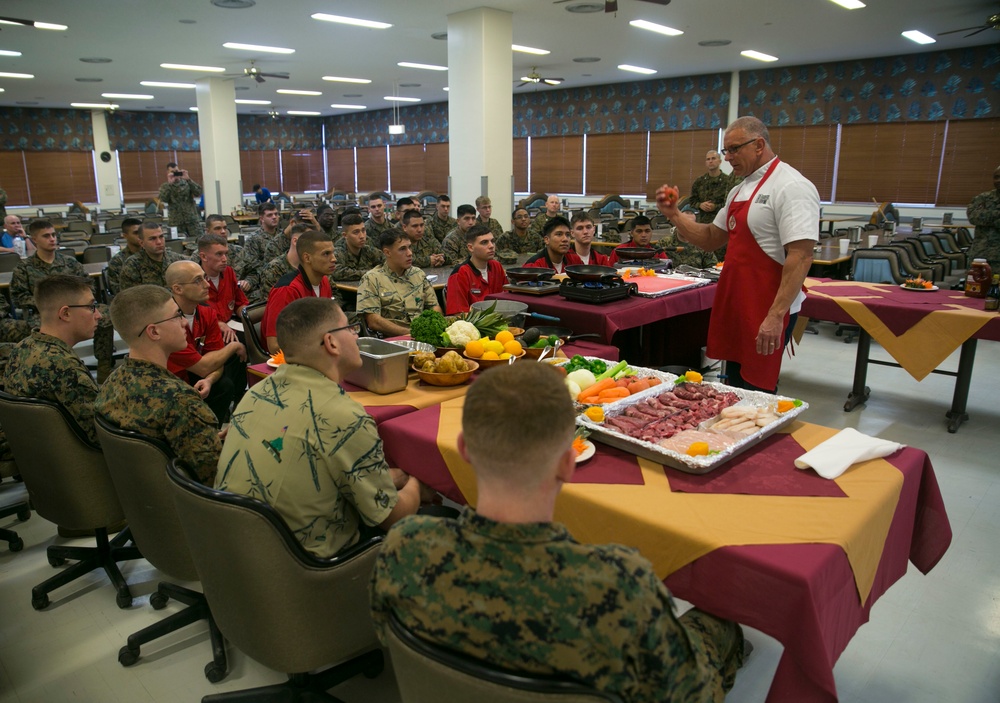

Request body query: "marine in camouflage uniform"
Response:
[426, 213, 457, 245]
[0, 294, 30, 345]
[440, 228, 468, 266]
[660, 231, 719, 269]
[106, 247, 140, 295]
[216, 363, 398, 558]
[966, 170, 1000, 272]
[257, 254, 297, 301]
[407, 234, 445, 270]
[495, 228, 544, 255]
[331, 239, 383, 281]
[158, 177, 204, 237]
[365, 216, 393, 241]
[10, 253, 114, 373]
[356, 262, 438, 326]
[94, 357, 221, 485]
[235, 229, 281, 303]
[689, 172, 739, 225]
[262, 231, 295, 268]
[3, 330, 100, 445]
[118, 248, 188, 291]
[476, 216, 504, 240]
[371, 510, 744, 703]
[526, 211, 558, 240]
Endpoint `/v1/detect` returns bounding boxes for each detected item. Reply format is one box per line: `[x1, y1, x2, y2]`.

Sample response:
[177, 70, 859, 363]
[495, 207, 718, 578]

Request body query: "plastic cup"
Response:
[838, 239, 850, 256]
[868, 234, 880, 248]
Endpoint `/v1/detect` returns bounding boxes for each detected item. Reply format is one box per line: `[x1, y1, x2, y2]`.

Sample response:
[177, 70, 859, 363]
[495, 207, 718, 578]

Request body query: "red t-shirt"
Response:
[575, 248, 611, 267]
[523, 249, 584, 272]
[607, 241, 669, 266]
[167, 304, 225, 383]
[205, 265, 249, 322]
[445, 259, 508, 314]
[261, 270, 334, 351]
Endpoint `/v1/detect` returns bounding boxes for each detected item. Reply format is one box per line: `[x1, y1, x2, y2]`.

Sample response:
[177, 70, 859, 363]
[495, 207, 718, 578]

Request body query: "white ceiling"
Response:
[0, 0, 996, 117]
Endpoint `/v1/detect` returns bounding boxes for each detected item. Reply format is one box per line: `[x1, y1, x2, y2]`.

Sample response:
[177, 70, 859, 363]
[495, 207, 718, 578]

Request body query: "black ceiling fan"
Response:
[0, 15, 67, 30]
[516, 68, 564, 87]
[552, 0, 670, 12]
[223, 60, 290, 84]
[937, 12, 999, 38]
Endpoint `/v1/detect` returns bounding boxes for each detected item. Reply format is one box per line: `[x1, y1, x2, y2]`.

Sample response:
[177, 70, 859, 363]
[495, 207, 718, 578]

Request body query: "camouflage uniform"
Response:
[407, 235, 445, 271]
[118, 248, 188, 291]
[527, 211, 559, 240]
[426, 214, 457, 245]
[365, 217, 393, 242]
[216, 363, 398, 558]
[0, 295, 30, 345]
[235, 229, 279, 303]
[95, 357, 221, 485]
[371, 510, 744, 703]
[10, 254, 114, 370]
[495, 229, 544, 255]
[0, 187, 6, 220]
[690, 172, 741, 225]
[106, 247, 140, 295]
[660, 232, 719, 269]
[157, 178, 204, 237]
[357, 263, 438, 326]
[476, 216, 504, 240]
[967, 189, 1000, 272]
[257, 254, 297, 301]
[3, 330, 100, 445]
[441, 228, 468, 266]
[332, 239, 383, 281]
[262, 231, 295, 267]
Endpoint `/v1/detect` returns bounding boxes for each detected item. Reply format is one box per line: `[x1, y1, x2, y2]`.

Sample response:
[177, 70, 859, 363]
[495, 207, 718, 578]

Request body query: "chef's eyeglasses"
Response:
[319, 323, 362, 345]
[720, 138, 759, 156]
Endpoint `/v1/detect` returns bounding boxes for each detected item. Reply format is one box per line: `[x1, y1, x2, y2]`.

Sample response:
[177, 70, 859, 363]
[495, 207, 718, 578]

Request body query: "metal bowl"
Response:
[613, 247, 659, 260]
[393, 339, 437, 355]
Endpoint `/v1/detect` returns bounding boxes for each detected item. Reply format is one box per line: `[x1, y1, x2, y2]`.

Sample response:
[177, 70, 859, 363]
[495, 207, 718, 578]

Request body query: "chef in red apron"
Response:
[654, 117, 819, 392]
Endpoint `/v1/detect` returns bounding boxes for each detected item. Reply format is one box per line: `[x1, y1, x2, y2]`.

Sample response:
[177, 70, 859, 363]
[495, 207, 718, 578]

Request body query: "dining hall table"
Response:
[378, 397, 951, 703]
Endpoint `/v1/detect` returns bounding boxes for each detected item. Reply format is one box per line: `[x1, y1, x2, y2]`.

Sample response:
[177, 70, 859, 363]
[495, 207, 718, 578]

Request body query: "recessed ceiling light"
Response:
[79, 57, 111, 63]
[431, 32, 447, 40]
[211, 0, 256, 8]
[102, 93, 154, 99]
[179, 19, 197, 24]
[698, 40, 731, 47]
[330, 103, 366, 109]
[399, 83, 421, 88]
[189, 107, 199, 111]
[141, 81, 196, 88]
[573, 57, 601, 63]
[443, 87, 449, 91]
[385, 96, 421, 102]
[277, 89, 322, 95]
[512, 44, 550, 55]
[829, 0, 865, 8]
[741, 49, 779, 62]
[76, 77, 104, 83]
[310, 13, 392, 29]
[287, 110, 321, 116]
[71, 102, 118, 109]
[617, 64, 656, 75]
[235, 99, 271, 105]
[160, 63, 225, 72]
[0, 50, 24, 57]
[629, 20, 683, 36]
[398, 61, 447, 71]
[565, 3, 604, 13]
[322, 76, 371, 84]
[223, 42, 295, 54]
[901, 30, 935, 44]
[0, 72, 34, 79]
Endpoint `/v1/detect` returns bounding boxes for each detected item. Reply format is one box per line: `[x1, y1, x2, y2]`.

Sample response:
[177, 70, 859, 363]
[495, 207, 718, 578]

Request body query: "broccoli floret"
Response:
[410, 310, 448, 346]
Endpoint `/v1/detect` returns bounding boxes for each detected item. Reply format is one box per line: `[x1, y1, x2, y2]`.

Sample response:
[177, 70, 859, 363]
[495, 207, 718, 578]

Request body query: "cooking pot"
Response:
[564, 265, 620, 283]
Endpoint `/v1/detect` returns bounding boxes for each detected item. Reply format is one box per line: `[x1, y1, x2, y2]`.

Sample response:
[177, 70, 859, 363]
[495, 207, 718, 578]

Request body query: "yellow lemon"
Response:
[485, 340, 505, 355]
[495, 330, 514, 344]
[464, 339, 485, 358]
[503, 340, 523, 356]
[482, 351, 500, 360]
[499, 352, 512, 360]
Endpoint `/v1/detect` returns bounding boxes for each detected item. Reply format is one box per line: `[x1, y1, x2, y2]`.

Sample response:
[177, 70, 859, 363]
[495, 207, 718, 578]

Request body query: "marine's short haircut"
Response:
[276, 297, 343, 356]
[463, 363, 575, 484]
[258, 202, 278, 216]
[166, 162, 177, 170]
[401, 209, 424, 226]
[288, 223, 312, 238]
[109, 284, 173, 339]
[465, 224, 492, 244]
[340, 213, 364, 229]
[338, 207, 362, 226]
[28, 219, 54, 236]
[252, 183, 261, 191]
[295, 230, 332, 259]
[630, 215, 652, 230]
[141, 220, 163, 238]
[121, 217, 143, 233]
[35, 274, 93, 319]
[570, 211, 595, 226]
[396, 196, 415, 209]
[205, 214, 227, 227]
[511, 207, 528, 219]
[438, 194, 451, 203]
[197, 233, 228, 252]
[542, 215, 571, 238]
[726, 115, 770, 146]
[379, 228, 409, 250]
[456, 204, 476, 218]
[475, 196, 491, 208]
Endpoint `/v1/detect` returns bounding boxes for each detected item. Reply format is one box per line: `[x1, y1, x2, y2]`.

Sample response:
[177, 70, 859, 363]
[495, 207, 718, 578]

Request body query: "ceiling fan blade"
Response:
[259, 72, 289, 79]
[253, 74, 265, 84]
[937, 25, 984, 35]
[605, 0, 619, 11]
[963, 26, 990, 37]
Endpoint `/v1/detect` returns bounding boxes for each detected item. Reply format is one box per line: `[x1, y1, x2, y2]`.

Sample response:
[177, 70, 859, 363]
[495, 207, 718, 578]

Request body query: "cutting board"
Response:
[629, 275, 704, 297]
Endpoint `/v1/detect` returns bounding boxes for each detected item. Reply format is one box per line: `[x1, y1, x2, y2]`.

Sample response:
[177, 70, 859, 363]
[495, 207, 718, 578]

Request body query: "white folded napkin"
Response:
[794, 428, 904, 480]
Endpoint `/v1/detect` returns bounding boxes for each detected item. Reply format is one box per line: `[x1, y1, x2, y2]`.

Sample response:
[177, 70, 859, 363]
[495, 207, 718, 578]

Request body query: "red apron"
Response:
[707, 158, 786, 391]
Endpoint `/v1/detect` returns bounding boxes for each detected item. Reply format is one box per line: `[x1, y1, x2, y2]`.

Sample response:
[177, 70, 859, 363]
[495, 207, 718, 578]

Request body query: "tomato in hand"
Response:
[657, 185, 680, 207]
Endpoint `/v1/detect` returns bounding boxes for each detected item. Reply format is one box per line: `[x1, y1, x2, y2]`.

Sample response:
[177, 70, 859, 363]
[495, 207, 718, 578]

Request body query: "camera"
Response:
[173, 170, 184, 177]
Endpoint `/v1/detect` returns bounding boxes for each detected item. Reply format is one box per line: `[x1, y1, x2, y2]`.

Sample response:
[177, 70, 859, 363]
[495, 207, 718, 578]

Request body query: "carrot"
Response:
[597, 388, 630, 401]
[573, 436, 588, 455]
[579, 394, 601, 405]
[578, 378, 616, 402]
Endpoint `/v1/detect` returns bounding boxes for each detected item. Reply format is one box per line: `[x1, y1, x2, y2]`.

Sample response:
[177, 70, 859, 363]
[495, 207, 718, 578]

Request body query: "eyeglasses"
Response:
[319, 322, 362, 345]
[720, 138, 758, 156]
[182, 275, 208, 286]
[66, 301, 99, 313]
[138, 308, 184, 338]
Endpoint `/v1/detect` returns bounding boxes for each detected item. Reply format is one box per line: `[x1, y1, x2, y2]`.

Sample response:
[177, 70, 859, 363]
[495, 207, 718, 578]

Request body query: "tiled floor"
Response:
[1, 322, 998, 702]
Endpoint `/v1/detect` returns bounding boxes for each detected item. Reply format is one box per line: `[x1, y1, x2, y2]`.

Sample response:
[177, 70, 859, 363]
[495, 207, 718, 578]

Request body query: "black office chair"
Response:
[0, 497, 30, 552]
[836, 249, 909, 343]
[240, 301, 269, 363]
[95, 415, 228, 682]
[955, 227, 974, 249]
[82, 245, 111, 263]
[890, 239, 949, 281]
[0, 252, 20, 273]
[0, 391, 141, 609]
[386, 613, 624, 703]
[165, 459, 384, 702]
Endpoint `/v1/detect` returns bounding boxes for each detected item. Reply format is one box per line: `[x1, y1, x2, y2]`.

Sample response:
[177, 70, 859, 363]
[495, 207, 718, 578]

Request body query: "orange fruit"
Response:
[464, 340, 485, 358]
[482, 351, 500, 360]
[503, 340, 523, 356]
[495, 330, 514, 344]
[686, 441, 710, 457]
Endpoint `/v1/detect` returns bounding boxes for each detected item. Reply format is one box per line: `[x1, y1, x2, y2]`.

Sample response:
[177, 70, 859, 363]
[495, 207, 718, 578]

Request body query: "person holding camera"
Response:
[158, 162, 204, 237]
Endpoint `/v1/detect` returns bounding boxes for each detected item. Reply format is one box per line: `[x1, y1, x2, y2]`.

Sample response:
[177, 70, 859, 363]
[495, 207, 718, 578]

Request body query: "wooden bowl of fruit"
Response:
[412, 351, 478, 386]
[463, 335, 525, 368]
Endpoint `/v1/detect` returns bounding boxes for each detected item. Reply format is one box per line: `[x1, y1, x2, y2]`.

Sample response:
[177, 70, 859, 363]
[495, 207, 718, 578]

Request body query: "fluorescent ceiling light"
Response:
[829, 0, 865, 8]
[741, 50, 779, 62]
[901, 30, 935, 44]
[617, 64, 656, 75]
[322, 75, 371, 84]
[71, 102, 118, 109]
[0, 88, 4, 93]
[35, 22, 69, 31]
[512, 44, 550, 55]
[385, 96, 420, 102]
[189, 107, 198, 111]
[277, 89, 321, 95]
[330, 103, 366, 109]
[287, 110, 321, 116]
[629, 19, 683, 36]
[310, 13, 391, 29]
[160, 63, 225, 72]
[102, 93, 153, 99]
[0, 71, 33, 79]
[141, 80, 195, 88]
[443, 87, 449, 91]
[235, 99, 271, 105]
[0, 49, 23, 57]
[223, 42, 295, 54]
[397, 61, 447, 72]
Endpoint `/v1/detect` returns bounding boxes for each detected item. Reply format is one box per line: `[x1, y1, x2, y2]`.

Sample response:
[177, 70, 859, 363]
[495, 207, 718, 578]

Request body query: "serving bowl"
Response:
[463, 350, 525, 369]
[412, 360, 479, 386]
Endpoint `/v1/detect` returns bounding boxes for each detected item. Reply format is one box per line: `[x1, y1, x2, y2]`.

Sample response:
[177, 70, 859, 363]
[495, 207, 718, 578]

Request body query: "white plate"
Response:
[426, 274, 438, 283]
[576, 439, 596, 464]
[899, 283, 939, 292]
[266, 359, 281, 368]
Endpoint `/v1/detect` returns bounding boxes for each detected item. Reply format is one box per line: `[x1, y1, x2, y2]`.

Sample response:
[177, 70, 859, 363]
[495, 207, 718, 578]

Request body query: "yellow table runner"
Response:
[348, 375, 469, 408]
[437, 396, 901, 603]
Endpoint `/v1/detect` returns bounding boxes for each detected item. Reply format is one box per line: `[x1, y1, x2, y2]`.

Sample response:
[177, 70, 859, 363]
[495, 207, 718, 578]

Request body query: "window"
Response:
[239, 150, 281, 195]
[838, 122, 945, 204]
[936, 118, 1000, 207]
[768, 125, 837, 202]
[326, 148, 356, 193]
[585, 133, 648, 196]
[280, 150, 325, 193]
[530, 136, 583, 194]
[647, 129, 717, 200]
[356, 146, 389, 193]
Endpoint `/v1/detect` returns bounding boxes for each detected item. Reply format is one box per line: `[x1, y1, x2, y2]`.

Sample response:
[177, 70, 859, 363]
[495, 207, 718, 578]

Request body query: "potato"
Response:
[413, 351, 436, 368]
[435, 358, 456, 373]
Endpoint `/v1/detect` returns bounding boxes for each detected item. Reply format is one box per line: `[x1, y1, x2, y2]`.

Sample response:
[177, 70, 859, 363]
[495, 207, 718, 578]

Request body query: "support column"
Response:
[195, 77, 242, 215]
[447, 8, 513, 214]
[90, 110, 122, 210]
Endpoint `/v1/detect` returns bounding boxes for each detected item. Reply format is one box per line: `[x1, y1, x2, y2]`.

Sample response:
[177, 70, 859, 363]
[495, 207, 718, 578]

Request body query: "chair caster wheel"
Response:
[118, 646, 139, 667]
[150, 592, 169, 610]
[16, 508, 30, 522]
[204, 662, 227, 683]
[31, 594, 50, 610]
[116, 592, 133, 609]
[48, 555, 66, 567]
[8, 537, 23, 552]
